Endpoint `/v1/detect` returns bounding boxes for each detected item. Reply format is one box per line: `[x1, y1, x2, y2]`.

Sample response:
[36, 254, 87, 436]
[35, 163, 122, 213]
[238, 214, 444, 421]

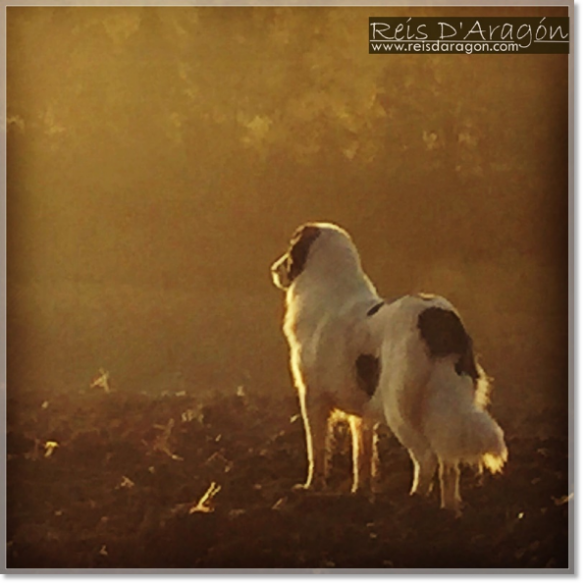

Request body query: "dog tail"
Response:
[421, 359, 508, 473]
[417, 306, 507, 472]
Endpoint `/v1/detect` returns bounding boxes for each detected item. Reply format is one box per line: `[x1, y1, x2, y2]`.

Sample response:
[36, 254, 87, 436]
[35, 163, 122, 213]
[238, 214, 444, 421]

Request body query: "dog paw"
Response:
[409, 490, 434, 505]
[439, 501, 464, 518]
[292, 482, 321, 493]
[350, 485, 373, 498]
[292, 475, 328, 493]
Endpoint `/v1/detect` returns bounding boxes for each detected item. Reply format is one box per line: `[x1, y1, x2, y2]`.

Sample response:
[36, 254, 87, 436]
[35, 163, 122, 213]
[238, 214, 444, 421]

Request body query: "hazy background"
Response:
[7, 6, 568, 420]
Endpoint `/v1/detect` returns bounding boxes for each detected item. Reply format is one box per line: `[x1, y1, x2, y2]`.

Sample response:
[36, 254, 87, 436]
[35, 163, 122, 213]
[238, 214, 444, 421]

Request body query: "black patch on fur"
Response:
[366, 297, 402, 317]
[417, 307, 479, 384]
[356, 354, 380, 397]
[287, 225, 321, 281]
[367, 301, 386, 317]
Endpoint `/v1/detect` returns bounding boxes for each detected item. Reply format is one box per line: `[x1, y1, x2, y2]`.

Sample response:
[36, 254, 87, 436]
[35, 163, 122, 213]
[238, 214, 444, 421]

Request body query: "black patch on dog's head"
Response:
[356, 354, 380, 398]
[287, 225, 321, 281]
[417, 307, 479, 384]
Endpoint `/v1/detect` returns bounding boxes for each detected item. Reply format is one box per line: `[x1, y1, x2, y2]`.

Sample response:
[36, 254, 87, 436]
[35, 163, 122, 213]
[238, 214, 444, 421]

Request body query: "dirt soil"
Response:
[7, 385, 570, 570]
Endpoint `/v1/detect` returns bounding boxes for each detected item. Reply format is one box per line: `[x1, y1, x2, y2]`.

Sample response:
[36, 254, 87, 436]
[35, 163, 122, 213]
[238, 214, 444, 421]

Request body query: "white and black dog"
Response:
[271, 222, 507, 514]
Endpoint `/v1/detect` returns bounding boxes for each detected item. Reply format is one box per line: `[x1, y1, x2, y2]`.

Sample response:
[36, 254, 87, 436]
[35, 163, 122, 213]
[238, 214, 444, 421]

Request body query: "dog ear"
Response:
[288, 225, 321, 280]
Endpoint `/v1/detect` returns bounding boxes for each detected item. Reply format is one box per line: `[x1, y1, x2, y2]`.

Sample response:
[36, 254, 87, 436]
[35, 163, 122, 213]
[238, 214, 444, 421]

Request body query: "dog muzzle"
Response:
[271, 255, 292, 290]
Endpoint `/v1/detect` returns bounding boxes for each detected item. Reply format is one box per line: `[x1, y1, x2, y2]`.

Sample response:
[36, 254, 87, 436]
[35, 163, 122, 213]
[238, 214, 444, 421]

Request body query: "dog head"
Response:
[271, 222, 364, 290]
[271, 223, 322, 290]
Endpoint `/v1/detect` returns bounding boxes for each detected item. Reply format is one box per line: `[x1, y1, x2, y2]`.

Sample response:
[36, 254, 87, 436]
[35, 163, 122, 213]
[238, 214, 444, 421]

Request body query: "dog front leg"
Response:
[296, 392, 331, 491]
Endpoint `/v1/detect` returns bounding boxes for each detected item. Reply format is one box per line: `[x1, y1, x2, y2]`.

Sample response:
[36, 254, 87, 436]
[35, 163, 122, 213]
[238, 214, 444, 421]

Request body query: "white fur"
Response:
[271, 222, 507, 513]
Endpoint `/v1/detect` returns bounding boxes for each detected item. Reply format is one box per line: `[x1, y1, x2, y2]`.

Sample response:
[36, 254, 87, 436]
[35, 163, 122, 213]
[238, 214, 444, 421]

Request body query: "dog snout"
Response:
[271, 255, 291, 289]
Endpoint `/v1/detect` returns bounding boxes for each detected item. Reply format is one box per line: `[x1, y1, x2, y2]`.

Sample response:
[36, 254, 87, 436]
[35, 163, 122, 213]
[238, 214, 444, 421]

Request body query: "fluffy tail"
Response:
[416, 305, 507, 472]
[423, 360, 508, 473]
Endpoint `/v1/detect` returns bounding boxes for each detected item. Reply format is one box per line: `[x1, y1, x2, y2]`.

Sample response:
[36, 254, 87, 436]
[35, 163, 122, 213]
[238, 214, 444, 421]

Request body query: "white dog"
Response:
[271, 222, 507, 514]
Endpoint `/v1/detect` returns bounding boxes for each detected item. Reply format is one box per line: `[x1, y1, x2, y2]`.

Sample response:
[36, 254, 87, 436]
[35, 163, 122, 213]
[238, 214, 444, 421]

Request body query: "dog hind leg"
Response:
[409, 447, 438, 497]
[370, 424, 382, 493]
[324, 414, 335, 484]
[385, 410, 437, 498]
[439, 459, 462, 515]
